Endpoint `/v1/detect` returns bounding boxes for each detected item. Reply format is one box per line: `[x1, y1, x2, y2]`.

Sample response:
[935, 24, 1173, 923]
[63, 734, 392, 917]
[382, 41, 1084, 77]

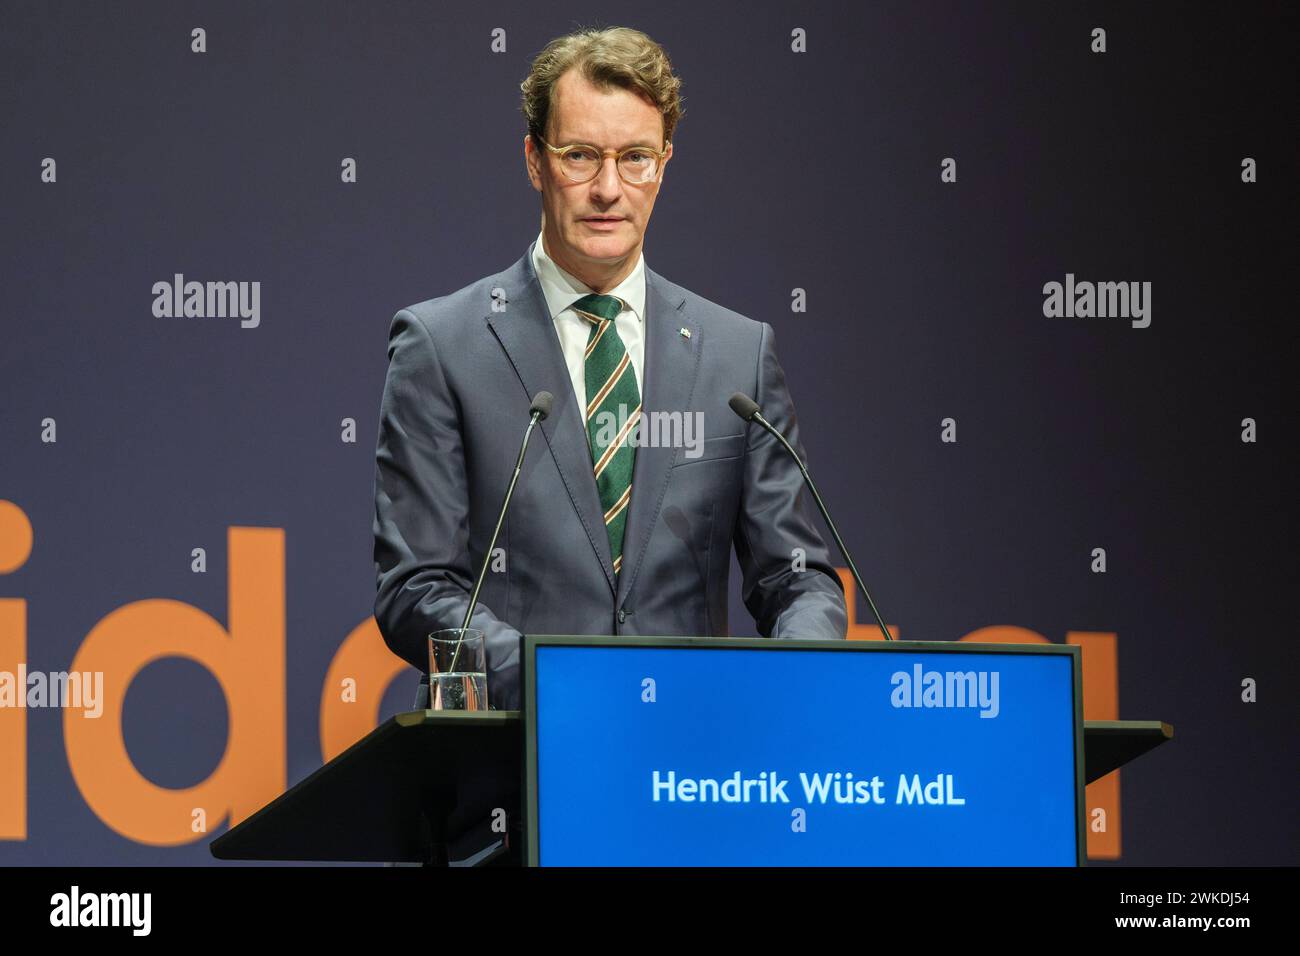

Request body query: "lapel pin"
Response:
[679, 326, 692, 339]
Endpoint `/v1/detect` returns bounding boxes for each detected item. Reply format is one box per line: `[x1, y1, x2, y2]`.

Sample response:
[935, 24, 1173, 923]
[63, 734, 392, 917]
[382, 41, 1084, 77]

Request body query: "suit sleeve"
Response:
[733, 321, 848, 641]
[372, 308, 525, 710]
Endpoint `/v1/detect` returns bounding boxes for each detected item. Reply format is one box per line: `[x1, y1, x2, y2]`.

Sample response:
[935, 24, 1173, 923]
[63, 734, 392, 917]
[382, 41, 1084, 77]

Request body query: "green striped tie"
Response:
[572, 293, 641, 578]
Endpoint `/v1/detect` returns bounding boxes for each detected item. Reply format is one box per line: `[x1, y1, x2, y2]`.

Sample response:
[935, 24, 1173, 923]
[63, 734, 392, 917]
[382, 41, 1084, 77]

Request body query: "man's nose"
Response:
[590, 155, 624, 200]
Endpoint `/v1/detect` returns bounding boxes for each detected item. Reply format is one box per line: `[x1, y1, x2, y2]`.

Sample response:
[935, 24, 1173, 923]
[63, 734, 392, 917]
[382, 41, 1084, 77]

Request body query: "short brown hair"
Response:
[520, 26, 684, 149]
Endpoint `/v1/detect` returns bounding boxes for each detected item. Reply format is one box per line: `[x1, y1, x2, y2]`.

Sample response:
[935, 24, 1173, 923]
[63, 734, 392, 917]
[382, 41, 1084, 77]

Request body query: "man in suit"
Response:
[372, 25, 847, 720]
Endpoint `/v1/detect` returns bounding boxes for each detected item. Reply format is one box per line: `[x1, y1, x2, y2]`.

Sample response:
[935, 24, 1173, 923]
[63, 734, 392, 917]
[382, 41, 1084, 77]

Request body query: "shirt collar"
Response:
[530, 229, 646, 322]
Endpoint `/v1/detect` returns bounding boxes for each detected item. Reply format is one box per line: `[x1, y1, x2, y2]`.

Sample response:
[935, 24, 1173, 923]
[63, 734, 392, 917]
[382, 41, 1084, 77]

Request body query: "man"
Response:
[373, 26, 847, 718]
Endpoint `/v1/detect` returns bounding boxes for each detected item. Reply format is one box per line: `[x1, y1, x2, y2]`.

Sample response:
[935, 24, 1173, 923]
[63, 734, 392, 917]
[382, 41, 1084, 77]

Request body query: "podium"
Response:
[211, 636, 1173, 866]
[210, 710, 522, 865]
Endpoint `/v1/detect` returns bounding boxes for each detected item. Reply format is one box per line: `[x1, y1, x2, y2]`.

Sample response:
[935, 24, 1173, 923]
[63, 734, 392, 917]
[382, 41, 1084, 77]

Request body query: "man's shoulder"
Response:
[650, 269, 768, 342]
[388, 249, 770, 347]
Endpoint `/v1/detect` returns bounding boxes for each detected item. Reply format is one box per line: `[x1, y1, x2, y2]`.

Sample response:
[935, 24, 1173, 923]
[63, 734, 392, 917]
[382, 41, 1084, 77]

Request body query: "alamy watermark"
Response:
[50, 886, 151, 935]
[152, 273, 260, 328]
[0, 665, 103, 718]
[591, 405, 705, 458]
[1042, 273, 1151, 328]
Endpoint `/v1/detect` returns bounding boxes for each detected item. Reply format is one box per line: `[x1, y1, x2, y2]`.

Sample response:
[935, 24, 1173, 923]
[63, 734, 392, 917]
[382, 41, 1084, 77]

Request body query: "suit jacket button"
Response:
[618, 609, 626, 624]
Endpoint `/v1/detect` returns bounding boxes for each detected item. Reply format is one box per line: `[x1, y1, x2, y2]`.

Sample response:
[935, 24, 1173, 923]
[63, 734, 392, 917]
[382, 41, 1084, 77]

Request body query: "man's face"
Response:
[525, 68, 673, 279]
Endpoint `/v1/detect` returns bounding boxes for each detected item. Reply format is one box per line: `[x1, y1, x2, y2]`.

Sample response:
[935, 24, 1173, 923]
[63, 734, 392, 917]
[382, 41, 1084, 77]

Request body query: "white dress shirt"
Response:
[530, 230, 646, 420]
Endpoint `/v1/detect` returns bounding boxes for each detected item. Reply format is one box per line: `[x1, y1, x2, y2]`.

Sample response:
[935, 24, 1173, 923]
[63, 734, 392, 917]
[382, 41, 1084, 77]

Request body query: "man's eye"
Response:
[566, 150, 597, 162]
[624, 152, 650, 164]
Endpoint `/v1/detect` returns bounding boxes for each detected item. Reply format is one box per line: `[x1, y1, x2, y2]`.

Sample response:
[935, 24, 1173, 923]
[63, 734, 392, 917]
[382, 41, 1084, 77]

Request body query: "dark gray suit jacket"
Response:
[373, 239, 847, 711]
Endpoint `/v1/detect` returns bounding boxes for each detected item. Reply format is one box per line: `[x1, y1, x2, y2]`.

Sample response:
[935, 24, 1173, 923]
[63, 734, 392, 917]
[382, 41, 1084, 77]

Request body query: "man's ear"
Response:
[524, 134, 543, 192]
[657, 141, 674, 185]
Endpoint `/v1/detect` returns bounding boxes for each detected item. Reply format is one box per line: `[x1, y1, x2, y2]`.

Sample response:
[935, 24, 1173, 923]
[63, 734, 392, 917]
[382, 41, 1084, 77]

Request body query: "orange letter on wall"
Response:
[959, 626, 1120, 860]
[319, 617, 410, 762]
[1066, 631, 1120, 859]
[63, 526, 286, 846]
[837, 568, 900, 641]
[0, 500, 34, 839]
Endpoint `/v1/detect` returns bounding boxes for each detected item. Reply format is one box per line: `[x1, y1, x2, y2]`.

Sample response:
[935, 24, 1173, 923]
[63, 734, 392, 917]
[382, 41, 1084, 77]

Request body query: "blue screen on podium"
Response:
[531, 642, 1080, 866]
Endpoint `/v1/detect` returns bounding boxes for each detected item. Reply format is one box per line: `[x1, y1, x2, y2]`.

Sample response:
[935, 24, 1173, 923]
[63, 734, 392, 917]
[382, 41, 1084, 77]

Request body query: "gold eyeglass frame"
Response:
[533, 134, 670, 185]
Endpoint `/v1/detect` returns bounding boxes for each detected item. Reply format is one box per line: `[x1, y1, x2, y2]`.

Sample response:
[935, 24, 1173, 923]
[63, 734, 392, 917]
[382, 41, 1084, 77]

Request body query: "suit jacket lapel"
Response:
[486, 244, 617, 596]
[616, 265, 701, 609]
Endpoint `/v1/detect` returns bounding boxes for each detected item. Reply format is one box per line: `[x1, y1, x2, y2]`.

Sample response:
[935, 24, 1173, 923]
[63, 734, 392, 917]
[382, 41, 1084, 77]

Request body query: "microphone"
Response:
[728, 392, 893, 642]
[449, 390, 553, 672]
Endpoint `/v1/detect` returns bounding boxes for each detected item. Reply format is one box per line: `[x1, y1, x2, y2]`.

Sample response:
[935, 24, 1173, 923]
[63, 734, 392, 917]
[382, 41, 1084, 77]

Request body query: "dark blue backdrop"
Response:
[0, 0, 1295, 865]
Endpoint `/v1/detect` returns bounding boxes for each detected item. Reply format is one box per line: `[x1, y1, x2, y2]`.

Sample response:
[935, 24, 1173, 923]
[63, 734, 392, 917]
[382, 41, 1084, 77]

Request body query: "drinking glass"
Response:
[427, 628, 489, 711]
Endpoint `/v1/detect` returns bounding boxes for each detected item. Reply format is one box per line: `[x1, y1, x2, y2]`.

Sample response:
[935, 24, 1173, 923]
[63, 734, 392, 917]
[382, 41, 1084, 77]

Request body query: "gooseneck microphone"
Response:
[450, 390, 553, 671]
[728, 392, 893, 642]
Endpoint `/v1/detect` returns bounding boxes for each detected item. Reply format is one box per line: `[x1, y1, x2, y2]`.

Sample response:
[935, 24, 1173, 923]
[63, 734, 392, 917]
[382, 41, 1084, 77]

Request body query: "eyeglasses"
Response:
[534, 134, 668, 185]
